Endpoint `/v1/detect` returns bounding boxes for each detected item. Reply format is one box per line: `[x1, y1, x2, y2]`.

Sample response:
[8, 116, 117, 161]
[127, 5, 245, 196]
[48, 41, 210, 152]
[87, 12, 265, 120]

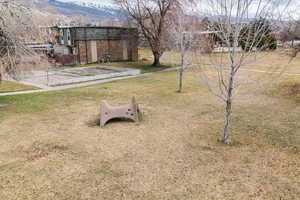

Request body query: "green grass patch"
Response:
[64, 48, 178, 73]
[105, 62, 174, 73]
[0, 86, 105, 119]
[0, 81, 39, 93]
[66, 60, 174, 73]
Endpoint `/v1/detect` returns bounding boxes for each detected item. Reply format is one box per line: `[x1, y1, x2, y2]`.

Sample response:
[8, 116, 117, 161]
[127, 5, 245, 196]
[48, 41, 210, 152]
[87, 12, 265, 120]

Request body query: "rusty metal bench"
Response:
[100, 97, 139, 126]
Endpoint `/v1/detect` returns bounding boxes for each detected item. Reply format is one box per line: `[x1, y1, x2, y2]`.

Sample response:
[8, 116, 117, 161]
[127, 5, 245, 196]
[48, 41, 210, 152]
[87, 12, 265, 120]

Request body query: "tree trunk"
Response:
[221, 71, 234, 144]
[222, 98, 232, 144]
[178, 68, 184, 93]
[178, 52, 185, 93]
[152, 52, 161, 67]
[0, 72, 2, 86]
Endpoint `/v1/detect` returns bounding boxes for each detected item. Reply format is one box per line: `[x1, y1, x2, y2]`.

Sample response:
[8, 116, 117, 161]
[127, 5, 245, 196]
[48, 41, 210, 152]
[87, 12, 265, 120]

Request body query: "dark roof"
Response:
[53, 25, 136, 30]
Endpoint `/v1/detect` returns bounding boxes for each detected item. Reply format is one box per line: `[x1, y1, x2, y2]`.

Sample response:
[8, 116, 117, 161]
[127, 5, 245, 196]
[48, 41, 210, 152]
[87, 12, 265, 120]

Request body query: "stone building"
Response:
[52, 26, 138, 65]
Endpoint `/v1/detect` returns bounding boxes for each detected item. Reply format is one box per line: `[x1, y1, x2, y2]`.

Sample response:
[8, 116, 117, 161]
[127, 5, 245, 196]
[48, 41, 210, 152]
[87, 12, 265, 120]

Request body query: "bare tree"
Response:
[0, 1, 36, 84]
[169, 14, 200, 92]
[176, 20, 192, 93]
[193, 0, 292, 144]
[115, 0, 189, 67]
[277, 18, 300, 58]
[279, 20, 300, 47]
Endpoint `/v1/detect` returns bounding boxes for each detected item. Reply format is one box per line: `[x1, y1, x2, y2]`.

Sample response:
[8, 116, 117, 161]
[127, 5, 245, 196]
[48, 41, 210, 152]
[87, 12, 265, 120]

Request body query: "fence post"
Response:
[47, 69, 49, 86]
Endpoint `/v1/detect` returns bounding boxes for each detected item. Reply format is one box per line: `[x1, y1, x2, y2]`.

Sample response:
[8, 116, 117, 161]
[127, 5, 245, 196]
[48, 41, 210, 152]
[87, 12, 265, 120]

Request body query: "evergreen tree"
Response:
[239, 18, 277, 51]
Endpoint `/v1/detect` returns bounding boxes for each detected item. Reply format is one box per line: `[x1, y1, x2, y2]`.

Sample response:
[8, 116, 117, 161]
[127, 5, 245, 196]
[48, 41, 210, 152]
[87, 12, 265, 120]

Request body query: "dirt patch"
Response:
[269, 81, 300, 103]
[86, 114, 101, 127]
[141, 58, 150, 62]
[288, 83, 300, 96]
[0, 103, 10, 108]
[24, 142, 70, 161]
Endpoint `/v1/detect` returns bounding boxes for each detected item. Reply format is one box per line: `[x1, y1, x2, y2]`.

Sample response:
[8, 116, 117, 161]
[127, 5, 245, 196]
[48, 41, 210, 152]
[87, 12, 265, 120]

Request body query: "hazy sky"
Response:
[192, 0, 299, 19]
[58, 0, 114, 6]
[59, 0, 299, 8]
[59, 0, 299, 19]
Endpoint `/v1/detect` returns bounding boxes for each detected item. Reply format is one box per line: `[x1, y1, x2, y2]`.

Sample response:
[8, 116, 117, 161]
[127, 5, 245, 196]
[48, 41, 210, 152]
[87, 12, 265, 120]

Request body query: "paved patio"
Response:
[18, 66, 141, 87]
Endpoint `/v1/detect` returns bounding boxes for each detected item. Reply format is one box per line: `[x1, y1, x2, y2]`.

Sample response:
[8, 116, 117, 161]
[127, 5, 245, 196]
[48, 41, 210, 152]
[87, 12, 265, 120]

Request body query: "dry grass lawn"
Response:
[0, 50, 299, 199]
[0, 81, 39, 93]
[160, 48, 300, 74]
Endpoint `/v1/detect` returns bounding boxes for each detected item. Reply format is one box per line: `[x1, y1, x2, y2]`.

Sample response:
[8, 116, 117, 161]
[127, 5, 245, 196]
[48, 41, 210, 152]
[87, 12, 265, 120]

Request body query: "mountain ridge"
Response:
[14, 0, 124, 21]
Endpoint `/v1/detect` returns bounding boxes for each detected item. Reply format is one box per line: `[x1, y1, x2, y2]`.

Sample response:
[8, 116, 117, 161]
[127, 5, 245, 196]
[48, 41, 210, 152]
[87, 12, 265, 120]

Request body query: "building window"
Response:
[67, 29, 71, 45]
[60, 29, 64, 45]
[72, 47, 77, 55]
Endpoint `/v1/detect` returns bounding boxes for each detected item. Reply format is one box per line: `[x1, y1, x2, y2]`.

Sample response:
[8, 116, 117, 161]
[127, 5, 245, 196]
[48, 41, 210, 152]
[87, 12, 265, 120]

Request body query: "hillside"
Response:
[14, 0, 124, 21]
